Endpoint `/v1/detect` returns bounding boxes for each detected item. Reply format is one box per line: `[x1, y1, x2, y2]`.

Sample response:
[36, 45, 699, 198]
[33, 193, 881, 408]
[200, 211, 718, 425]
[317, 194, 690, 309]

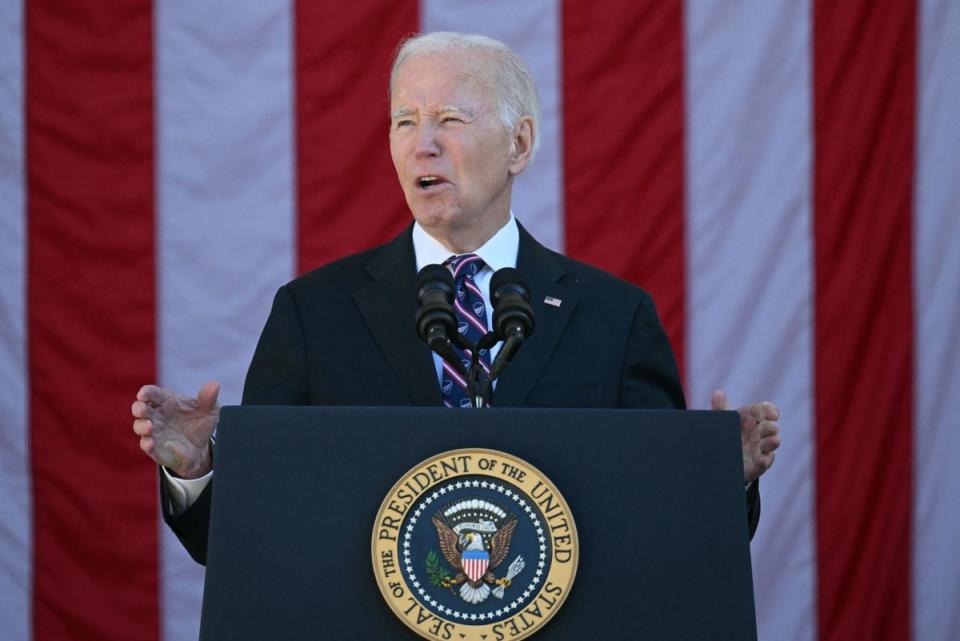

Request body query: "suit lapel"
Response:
[493, 225, 578, 406]
[353, 227, 442, 406]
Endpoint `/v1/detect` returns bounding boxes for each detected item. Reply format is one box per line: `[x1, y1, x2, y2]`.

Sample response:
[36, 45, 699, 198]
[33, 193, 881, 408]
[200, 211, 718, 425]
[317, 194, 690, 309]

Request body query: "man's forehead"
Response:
[391, 52, 494, 105]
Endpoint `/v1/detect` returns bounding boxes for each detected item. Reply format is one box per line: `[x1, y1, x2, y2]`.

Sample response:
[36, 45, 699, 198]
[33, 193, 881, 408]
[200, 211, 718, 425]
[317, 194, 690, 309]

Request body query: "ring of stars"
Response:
[401, 478, 550, 622]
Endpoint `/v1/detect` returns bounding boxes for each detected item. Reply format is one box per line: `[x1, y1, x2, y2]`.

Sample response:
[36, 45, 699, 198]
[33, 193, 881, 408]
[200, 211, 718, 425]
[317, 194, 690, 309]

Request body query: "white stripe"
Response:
[0, 3, 30, 639]
[683, 3, 816, 641]
[464, 279, 484, 299]
[914, 1, 960, 639]
[454, 299, 489, 334]
[421, 0, 565, 251]
[154, 2, 295, 639]
[452, 255, 482, 277]
[443, 360, 469, 388]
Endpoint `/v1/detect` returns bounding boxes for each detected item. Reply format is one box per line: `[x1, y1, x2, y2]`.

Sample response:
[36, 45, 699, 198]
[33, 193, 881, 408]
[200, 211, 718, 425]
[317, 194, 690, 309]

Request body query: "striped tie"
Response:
[441, 254, 492, 408]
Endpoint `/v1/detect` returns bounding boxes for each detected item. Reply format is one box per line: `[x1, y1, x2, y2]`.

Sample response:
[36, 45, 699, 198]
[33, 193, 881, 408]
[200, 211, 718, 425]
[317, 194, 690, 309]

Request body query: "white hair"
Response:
[389, 32, 541, 158]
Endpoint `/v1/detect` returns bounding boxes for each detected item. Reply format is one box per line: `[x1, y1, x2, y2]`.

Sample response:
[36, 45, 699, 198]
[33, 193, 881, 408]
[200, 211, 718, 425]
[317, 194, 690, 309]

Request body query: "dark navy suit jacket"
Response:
[163, 224, 759, 563]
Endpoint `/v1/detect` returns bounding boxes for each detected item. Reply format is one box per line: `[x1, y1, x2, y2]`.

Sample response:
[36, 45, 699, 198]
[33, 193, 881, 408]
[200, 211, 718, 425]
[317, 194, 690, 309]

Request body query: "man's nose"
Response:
[414, 122, 440, 158]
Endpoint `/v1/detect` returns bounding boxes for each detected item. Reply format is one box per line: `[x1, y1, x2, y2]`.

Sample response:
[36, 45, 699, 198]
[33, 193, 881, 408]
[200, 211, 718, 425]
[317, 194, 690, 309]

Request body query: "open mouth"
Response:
[416, 175, 447, 190]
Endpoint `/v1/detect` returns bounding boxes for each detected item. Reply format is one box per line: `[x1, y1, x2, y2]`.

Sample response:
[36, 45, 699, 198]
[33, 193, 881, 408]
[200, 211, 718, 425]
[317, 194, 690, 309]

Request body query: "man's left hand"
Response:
[711, 391, 781, 483]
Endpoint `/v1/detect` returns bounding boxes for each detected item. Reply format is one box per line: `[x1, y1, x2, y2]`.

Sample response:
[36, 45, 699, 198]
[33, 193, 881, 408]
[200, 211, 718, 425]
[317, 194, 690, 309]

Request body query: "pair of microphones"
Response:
[415, 265, 535, 407]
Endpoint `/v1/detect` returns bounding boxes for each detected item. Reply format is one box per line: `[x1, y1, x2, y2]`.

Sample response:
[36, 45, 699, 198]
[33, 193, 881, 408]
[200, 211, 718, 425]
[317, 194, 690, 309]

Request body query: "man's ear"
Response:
[507, 116, 535, 176]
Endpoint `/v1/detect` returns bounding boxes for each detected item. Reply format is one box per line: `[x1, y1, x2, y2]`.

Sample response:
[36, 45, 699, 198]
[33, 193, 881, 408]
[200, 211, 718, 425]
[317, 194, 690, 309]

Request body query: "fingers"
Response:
[710, 390, 729, 411]
[196, 380, 221, 411]
[739, 399, 782, 481]
[761, 401, 779, 421]
[759, 433, 781, 454]
[746, 401, 779, 423]
[754, 415, 781, 454]
[756, 452, 776, 474]
[136, 384, 170, 406]
[132, 418, 152, 437]
[758, 420, 779, 439]
[711, 393, 778, 423]
[131, 399, 150, 418]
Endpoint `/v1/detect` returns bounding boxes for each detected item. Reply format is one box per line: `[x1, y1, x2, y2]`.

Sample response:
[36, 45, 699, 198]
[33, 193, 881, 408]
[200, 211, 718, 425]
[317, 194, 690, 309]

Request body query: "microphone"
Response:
[414, 265, 467, 376]
[490, 268, 535, 341]
[488, 268, 535, 379]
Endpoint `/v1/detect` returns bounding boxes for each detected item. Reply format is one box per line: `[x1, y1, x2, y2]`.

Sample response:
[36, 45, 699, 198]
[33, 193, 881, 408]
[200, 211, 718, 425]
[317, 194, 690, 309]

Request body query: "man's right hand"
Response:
[132, 381, 220, 479]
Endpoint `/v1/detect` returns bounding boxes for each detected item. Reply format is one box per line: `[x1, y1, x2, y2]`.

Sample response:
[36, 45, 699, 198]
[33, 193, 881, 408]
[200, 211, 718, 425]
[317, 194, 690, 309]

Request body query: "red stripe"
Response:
[26, 1, 158, 640]
[813, 2, 916, 639]
[562, 0, 687, 383]
[295, 1, 419, 274]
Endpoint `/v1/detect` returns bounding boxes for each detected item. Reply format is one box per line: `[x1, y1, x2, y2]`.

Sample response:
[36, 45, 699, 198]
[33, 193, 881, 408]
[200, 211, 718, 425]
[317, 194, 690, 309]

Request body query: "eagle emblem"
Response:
[430, 498, 526, 604]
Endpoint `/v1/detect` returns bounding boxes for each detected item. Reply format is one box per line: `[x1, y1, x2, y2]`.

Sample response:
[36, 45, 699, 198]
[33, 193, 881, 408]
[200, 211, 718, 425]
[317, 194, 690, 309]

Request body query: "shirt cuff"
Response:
[161, 466, 213, 515]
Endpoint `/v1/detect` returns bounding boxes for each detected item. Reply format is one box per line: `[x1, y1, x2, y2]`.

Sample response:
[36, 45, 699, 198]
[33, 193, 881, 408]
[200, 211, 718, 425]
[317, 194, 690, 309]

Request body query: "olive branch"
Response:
[425, 550, 451, 587]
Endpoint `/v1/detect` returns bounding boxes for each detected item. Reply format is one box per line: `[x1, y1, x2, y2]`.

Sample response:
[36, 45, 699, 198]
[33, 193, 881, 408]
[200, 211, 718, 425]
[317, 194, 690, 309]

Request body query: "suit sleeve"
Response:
[242, 284, 310, 405]
[162, 285, 311, 565]
[620, 292, 761, 540]
[618, 292, 685, 410]
[160, 466, 215, 565]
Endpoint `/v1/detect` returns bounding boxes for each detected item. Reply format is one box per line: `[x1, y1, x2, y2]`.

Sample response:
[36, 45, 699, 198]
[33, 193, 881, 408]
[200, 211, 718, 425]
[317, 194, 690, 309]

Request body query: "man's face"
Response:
[390, 52, 526, 245]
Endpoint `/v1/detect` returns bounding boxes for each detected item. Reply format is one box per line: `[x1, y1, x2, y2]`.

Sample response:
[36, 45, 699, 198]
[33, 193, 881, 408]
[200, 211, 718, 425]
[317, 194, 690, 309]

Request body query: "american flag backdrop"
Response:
[1, 1, 958, 640]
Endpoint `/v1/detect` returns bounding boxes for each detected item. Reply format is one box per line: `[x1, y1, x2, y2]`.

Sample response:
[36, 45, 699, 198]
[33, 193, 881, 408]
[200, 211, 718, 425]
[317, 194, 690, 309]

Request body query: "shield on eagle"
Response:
[461, 549, 489, 583]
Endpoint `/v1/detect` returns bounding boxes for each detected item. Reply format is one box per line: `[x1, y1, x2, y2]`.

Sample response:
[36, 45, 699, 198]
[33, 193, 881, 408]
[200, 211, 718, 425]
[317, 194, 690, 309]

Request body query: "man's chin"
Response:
[411, 207, 465, 232]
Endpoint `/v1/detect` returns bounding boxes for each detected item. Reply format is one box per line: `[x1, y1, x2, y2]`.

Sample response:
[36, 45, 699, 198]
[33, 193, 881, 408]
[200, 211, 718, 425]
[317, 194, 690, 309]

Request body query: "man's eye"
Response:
[442, 116, 464, 124]
[395, 120, 414, 129]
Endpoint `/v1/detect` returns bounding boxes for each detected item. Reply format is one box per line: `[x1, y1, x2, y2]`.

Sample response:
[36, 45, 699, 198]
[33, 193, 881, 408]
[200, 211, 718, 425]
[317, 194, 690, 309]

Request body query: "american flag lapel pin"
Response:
[544, 296, 562, 307]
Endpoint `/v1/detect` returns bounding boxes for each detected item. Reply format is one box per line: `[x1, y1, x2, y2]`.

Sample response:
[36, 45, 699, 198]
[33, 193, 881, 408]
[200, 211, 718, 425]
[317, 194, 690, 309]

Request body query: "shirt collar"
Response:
[412, 213, 519, 273]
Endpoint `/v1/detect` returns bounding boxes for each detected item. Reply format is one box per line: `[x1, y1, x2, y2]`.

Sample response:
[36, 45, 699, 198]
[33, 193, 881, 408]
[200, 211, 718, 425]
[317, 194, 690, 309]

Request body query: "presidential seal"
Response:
[372, 448, 578, 640]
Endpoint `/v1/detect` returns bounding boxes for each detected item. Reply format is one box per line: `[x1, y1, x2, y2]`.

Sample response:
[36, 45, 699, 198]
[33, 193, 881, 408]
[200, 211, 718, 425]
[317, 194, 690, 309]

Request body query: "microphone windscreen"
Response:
[490, 267, 534, 338]
[490, 267, 529, 302]
[416, 264, 455, 302]
[415, 264, 458, 343]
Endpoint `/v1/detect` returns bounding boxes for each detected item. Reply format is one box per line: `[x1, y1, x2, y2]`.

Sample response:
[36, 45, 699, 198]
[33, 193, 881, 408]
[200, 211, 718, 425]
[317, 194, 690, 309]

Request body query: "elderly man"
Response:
[133, 32, 780, 564]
